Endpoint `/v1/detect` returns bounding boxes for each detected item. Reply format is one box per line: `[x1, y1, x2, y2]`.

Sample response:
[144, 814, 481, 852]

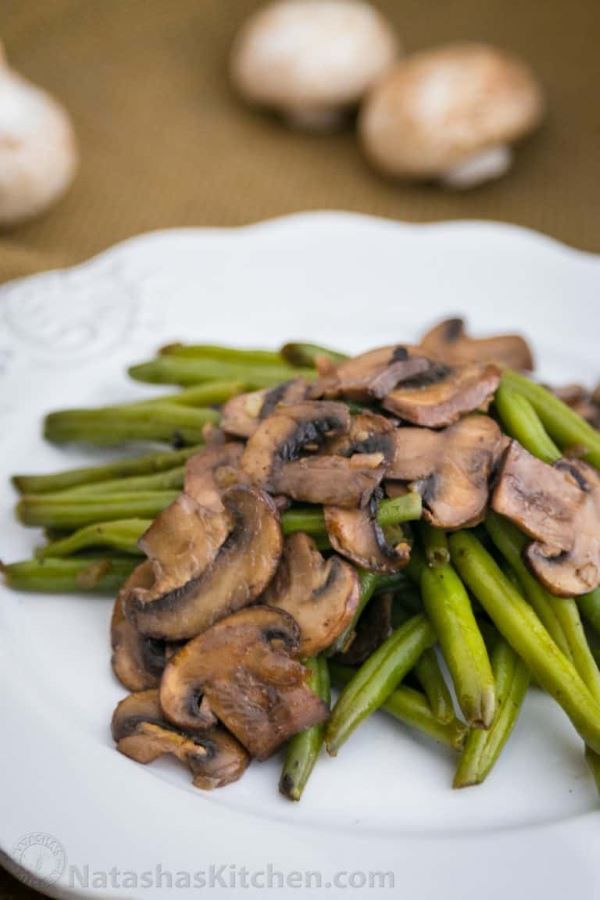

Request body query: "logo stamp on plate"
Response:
[12, 832, 67, 889]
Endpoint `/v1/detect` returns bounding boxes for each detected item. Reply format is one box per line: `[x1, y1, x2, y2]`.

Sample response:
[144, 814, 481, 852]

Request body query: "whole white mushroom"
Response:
[230, 0, 400, 131]
[0, 42, 78, 225]
[359, 43, 545, 188]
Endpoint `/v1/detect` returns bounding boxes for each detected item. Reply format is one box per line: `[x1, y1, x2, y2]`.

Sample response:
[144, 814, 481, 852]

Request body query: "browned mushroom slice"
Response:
[324, 493, 411, 573]
[335, 593, 393, 665]
[275, 411, 396, 505]
[184, 442, 246, 511]
[221, 379, 310, 438]
[311, 344, 431, 401]
[419, 318, 534, 371]
[221, 389, 266, 438]
[111, 563, 171, 691]
[387, 415, 507, 529]
[111, 690, 249, 789]
[326, 412, 396, 462]
[160, 607, 328, 759]
[125, 485, 282, 640]
[491, 441, 600, 596]
[262, 533, 360, 655]
[383, 361, 501, 427]
[273, 452, 386, 507]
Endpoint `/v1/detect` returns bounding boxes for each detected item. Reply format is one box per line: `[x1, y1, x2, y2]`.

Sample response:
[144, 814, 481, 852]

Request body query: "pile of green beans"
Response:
[4, 339, 600, 803]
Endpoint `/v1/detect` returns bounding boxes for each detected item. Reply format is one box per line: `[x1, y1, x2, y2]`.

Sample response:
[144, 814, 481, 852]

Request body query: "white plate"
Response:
[1, 213, 599, 900]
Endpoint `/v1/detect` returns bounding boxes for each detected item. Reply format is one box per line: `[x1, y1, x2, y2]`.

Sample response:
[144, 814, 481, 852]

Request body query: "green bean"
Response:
[280, 342, 348, 368]
[160, 343, 284, 366]
[17, 491, 179, 529]
[502, 370, 600, 468]
[29, 493, 422, 561]
[44, 403, 219, 446]
[58, 466, 185, 497]
[128, 356, 314, 388]
[282, 493, 422, 540]
[36, 519, 150, 559]
[1, 557, 137, 593]
[327, 570, 381, 656]
[325, 614, 435, 755]
[329, 663, 467, 750]
[494, 383, 561, 464]
[11, 446, 200, 495]
[585, 747, 600, 792]
[419, 523, 450, 567]
[578, 589, 600, 637]
[279, 657, 330, 801]
[449, 531, 600, 754]
[132, 381, 246, 407]
[454, 637, 530, 787]
[486, 511, 600, 698]
[421, 563, 496, 728]
[376, 493, 423, 527]
[414, 648, 455, 723]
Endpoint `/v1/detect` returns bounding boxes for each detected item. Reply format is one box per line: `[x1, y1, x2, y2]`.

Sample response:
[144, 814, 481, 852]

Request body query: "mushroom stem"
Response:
[1, 556, 137, 593]
[11, 446, 200, 496]
[44, 403, 220, 446]
[329, 663, 467, 750]
[440, 144, 512, 189]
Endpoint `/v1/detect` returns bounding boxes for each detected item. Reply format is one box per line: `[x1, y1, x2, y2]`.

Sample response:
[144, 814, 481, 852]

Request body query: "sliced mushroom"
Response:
[491, 441, 600, 596]
[326, 412, 396, 462]
[311, 345, 431, 401]
[112, 690, 250, 789]
[230, 0, 399, 132]
[383, 361, 501, 427]
[221, 378, 310, 439]
[419, 318, 534, 371]
[111, 564, 171, 691]
[324, 491, 411, 573]
[125, 486, 282, 640]
[160, 607, 328, 759]
[273, 452, 387, 507]
[387, 415, 507, 529]
[263, 533, 360, 655]
[335, 592, 392, 665]
[359, 43, 544, 187]
[184, 442, 246, 511]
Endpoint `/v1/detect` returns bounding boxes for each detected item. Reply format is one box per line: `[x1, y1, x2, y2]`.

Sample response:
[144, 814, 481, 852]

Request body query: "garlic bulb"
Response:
[0, 43, 77, 225]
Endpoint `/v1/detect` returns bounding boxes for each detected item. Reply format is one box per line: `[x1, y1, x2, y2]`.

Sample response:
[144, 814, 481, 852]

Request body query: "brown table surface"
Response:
[1, 0, 599, 895]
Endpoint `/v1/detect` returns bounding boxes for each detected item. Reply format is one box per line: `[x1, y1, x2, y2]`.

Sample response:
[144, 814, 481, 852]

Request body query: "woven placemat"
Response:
[0, 0, 599, 286]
